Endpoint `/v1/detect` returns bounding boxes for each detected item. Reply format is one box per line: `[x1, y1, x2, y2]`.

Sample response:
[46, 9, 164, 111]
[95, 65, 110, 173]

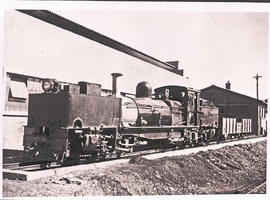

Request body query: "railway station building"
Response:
[201, 82, 267, 136]
[3, 72, 43, 156]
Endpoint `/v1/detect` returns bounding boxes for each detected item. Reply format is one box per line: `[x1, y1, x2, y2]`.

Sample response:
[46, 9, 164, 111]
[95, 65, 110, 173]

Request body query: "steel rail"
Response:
[17, 10, 178, 73]
[5, 135, 264, 172]
[246, 182, 266, 194]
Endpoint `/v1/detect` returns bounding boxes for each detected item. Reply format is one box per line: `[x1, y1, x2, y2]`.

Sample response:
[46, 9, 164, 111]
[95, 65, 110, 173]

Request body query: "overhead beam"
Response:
[18, 10, 178, 73]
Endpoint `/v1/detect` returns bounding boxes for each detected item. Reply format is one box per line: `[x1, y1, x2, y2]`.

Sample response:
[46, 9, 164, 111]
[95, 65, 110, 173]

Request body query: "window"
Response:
[8, 80, 28, 102]
[260, 106, 263, 118]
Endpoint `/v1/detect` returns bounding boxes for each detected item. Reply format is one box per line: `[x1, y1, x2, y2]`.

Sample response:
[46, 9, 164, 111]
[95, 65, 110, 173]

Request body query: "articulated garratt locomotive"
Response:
[23, 73, 220, 165]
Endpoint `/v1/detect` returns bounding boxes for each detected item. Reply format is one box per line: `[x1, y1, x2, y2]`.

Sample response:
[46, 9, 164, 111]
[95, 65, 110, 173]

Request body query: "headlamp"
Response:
[42, 79, 59, 93]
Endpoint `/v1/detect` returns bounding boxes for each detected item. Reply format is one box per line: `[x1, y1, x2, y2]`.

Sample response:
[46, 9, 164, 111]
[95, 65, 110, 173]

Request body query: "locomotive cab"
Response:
[154, 85, 188, 103]
[154, 86, 201, 126]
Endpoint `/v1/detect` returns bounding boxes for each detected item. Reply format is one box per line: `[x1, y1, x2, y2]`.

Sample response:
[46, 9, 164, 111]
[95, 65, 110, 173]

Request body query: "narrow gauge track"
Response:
[246, 181, 266, 194]
[3, 135, 264, 172]
[215, 180, 267, 194]
[3, 148, 166, 171]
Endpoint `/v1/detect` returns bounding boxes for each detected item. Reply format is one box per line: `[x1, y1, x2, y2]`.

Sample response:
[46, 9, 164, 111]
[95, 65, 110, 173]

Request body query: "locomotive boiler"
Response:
[23, 73, 217, 165]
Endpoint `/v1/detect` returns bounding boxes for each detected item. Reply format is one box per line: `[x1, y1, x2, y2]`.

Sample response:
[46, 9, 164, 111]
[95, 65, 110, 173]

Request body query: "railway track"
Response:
[3, 135, 265, 172]
[215, 180, 267, 194]
[3, 147, 167, 171]
[246, 182, 266, 194]
[2, 135, 266, 181]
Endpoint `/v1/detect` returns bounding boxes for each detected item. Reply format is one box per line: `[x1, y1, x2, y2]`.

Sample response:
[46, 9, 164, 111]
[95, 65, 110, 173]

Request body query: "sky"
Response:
[3, 8, 269, 100]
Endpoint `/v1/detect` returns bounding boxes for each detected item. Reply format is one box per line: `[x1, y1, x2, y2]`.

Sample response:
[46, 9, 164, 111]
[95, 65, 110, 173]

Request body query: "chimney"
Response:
[111, 73, 123, 96]
[225, 81, 231, 90]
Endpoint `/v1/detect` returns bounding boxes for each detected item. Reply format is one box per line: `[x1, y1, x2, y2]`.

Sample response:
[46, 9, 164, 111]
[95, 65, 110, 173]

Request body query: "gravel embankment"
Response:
[3, 140, 267, 197]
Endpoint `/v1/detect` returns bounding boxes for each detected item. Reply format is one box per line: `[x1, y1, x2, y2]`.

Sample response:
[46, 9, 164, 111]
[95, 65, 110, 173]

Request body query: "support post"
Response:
[253, 74, 262, 135]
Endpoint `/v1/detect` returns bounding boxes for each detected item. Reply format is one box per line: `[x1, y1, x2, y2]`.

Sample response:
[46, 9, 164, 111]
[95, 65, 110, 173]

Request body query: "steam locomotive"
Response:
[23, 73, 248, 165]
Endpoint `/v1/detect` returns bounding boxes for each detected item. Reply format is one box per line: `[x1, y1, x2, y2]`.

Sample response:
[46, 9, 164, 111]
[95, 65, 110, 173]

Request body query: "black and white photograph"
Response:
[0, 1, 269, 199]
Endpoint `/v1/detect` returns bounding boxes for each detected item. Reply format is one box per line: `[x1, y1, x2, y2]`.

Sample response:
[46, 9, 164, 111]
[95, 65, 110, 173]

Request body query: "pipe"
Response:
[111, 73, 123, 96]
[17, 10, 179, 74]
[115, 147, 131, 152]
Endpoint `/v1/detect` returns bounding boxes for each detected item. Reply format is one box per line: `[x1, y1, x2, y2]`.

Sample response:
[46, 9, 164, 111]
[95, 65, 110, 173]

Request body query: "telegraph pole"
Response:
[253, 74, 262, 135]
[253, 74, 262, 100]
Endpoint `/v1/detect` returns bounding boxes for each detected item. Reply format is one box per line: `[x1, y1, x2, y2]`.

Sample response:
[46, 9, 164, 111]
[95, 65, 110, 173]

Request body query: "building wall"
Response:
[258, 104, 267, 135]
[3, 72, 43, 151]
[2, 116, 27, 150]
[218, 104, 258, 136]
[5, 73, 44, 112]
[201, 87, 267, 135]
[5, 75, 27, 112]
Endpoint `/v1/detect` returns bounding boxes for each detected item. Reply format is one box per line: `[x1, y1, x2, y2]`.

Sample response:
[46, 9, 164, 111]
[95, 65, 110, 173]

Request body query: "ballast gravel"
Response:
[3, 140, 267, 197]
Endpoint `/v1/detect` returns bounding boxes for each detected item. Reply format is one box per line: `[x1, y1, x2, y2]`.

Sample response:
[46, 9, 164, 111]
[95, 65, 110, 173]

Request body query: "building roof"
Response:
[201, 85, 267, 106]
[7, 71, 45, 81]
[7, 71, 115, 93]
